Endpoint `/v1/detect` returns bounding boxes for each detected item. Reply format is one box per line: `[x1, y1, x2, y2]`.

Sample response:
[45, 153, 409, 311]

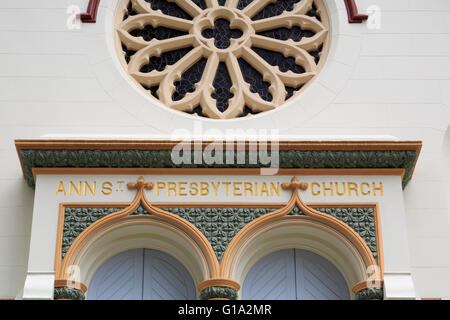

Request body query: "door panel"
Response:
[87, 248, 143, 300]
[88, 248, 196, 300]
[143, 249, 196, 300]
[295, 250, 350, 300]
[242, 249, 350, 300]
[242, 249, 296, 300]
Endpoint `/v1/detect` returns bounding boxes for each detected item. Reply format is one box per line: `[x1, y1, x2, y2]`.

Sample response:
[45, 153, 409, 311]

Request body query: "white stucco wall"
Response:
[0, 0, 449, 299]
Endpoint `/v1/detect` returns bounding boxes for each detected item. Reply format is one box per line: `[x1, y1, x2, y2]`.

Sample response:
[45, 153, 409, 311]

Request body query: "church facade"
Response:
[0, 0, 449, 300]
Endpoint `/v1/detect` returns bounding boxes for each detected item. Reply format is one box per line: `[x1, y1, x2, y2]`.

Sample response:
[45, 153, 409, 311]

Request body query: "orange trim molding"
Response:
[352, 280, 384, 294]
[197, 279, 241, 292]
[54, 280, 88, 293]
[15, 139, 423, 152]
[32, 167, 406, 185]
[15, 139, 422, 190]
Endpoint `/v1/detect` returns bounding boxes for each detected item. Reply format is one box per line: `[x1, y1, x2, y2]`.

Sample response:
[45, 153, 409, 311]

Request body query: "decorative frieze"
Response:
[19, 149, 418, 188]
[61, 205, 378, 263]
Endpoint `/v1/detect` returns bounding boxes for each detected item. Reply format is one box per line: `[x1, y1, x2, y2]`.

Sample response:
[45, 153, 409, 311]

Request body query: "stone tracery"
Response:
[115, 0, 329, 119]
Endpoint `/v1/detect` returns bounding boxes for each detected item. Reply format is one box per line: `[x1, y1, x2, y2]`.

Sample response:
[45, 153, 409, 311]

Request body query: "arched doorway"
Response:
[87, 249, 196, 300]
[242, 249, 350, 300]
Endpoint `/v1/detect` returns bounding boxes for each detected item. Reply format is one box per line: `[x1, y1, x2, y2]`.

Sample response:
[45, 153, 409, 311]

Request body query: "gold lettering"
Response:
[244, 182, 253, 196]
[167, 182, 177, 196]
[348, 182, 359, 196]
[372, 182, 384, 196]
[101, 182, 113, 195]
[211, 182, 220, 196]
[335, 182, 346, 196]
[322, 182, 334, 196]
[69, 181, 82, 196]
[83, 181, 96, 196]
[178, 182, 187, 196]
[200, 182, 209, 196]
[222, 182, 231, 196]
[270, 182, 280, 197]
[117, 181, 124, 190]
[156, 182, 166, 196]
[311, 182, 320, 196]
[55, 181, 66, 196]
[361, 182, 371, 196]
[233, 182, 242, 196]
[189, 182, 199, 196]
[260, 182, 269, 196]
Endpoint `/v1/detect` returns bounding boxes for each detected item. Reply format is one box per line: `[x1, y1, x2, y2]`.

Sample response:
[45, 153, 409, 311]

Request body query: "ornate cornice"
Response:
[15, 139, 421, 188]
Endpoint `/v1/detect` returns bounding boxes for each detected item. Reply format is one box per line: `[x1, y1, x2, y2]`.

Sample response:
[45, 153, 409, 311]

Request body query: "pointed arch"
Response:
[56, 177, 220, 287]
[220, 178, 380, 293]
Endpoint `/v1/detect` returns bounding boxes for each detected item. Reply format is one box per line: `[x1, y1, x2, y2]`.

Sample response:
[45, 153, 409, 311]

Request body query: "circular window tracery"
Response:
[115, 0, 330, 119]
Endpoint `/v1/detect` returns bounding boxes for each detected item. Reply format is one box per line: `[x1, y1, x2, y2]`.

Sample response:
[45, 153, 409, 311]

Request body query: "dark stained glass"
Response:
[143, 84, 160, 99]
[140, 47, 193, 73]
[122, 44, 136, 64]
[306, 2, 321, 21]
[252, 47, 306, 74]
[173, 58, 208, 101]
[257, 26, 314, 42]
[144, 0, 192, 20]
[130, 25, 187, 41]
[285, 85, 303, 100]
[252, 0, 301, 21]
[239, 106, 261, 117]
[123, 1, 138, 20]
[202, 19, 243, 49]
[187, 105, 204, 117]
[212, 62, 233, 112]
[191, 0, 207, 9]
[238, 58, 273, 102]
[237, 0, 253, 10]
[309, 44, 323, 64]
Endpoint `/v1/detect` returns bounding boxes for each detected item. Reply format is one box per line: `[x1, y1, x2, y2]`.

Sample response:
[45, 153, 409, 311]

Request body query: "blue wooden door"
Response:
[242, 249, 350, 300]
[87, 248, 144, 300]
[142, 249, 196, 300]
[87, 249, 196, 300]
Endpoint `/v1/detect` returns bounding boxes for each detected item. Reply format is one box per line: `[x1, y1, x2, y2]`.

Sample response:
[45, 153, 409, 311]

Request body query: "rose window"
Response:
[115, 0, 329, 119]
